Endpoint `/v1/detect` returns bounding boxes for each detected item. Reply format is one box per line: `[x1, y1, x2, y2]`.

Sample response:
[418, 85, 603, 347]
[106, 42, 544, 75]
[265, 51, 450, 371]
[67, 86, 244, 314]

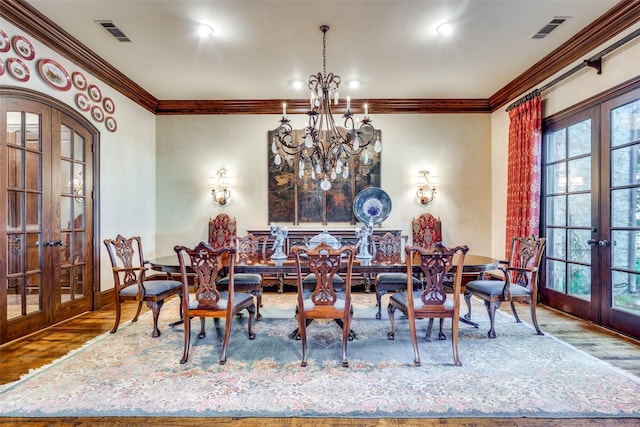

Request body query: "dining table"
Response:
[149, 253, 498, 331]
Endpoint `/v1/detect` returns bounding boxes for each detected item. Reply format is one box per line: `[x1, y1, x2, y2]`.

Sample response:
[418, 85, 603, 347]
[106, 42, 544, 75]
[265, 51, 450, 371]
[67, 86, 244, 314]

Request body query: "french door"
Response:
[542, 85, 640, 339]
[1, 91, 96, 343]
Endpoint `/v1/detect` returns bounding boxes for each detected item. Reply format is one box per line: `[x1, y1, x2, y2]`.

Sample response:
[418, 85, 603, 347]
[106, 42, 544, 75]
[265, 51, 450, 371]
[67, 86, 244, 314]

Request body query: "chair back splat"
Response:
[292, 242, 356, 367]
[388, 243, 469, 366]
[465, 235, 547, 339]
[174, 242, 256, 365]
[103, 235, 182, 338]
[372, 233, 420, 320]
[218, 233, 268, 319]
[411, 213, 442, 248]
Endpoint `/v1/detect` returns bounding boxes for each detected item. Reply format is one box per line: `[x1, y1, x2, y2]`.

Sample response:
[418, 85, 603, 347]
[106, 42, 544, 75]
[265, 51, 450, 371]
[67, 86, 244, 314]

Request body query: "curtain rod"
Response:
[506, 26, 640, 112]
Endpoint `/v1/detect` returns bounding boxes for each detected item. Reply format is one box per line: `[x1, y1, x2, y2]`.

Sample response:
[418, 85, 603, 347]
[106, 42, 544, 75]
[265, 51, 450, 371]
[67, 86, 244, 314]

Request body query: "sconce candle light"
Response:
[210, 168, 231, 205]
[416, 170, 439, 205]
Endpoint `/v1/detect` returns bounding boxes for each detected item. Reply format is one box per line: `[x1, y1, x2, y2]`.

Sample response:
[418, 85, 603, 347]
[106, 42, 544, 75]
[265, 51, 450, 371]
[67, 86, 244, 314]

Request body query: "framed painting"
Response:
[268, 128, 381, 225]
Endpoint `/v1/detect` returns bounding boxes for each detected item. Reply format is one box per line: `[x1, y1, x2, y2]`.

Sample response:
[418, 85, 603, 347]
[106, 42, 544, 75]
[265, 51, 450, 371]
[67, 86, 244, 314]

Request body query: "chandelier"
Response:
[272, 25, 381, 191]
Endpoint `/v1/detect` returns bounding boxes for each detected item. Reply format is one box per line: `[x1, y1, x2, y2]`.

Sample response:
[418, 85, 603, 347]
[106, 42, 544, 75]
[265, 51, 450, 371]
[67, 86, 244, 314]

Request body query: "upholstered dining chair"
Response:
[411, 213, 442, 248]
[208, 213, 237, 267]
[217, 233, 268, 320]
[372, 233, 422, 320]
[465, 235, 547, 339]
[292, 242, 356, 367]
[174, 242, 256, 365]
[103, 235, 182, 338]
[388, 243, 469, 366]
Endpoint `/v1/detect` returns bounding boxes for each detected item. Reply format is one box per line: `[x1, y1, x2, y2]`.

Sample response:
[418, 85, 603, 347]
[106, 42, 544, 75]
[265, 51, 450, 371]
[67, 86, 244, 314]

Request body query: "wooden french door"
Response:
[541, 85, 640, 339]
[1, 91, 96, 344]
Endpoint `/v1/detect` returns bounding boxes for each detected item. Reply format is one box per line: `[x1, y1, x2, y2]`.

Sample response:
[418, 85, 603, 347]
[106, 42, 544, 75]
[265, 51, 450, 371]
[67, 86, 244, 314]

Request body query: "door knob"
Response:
[587, 239, 598, 246]
[598, 240, 611, 247]
[54, 240, 64, 246]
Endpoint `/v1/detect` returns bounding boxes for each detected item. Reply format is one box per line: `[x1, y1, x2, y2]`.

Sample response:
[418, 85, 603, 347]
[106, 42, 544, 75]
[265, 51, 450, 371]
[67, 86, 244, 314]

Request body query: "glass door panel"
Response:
[607, 97, 640, 322]
[5, 110, 44, 321]
[543, 117, 594, 300]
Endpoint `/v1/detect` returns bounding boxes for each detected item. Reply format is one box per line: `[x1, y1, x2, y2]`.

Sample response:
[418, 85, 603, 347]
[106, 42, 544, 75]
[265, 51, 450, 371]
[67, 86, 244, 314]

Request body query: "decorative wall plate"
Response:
[72, 71, 87, 90]
[353, 187, 392, 225]
[0, 30, 9, 53]
[75, 93, 90, 112]
[7, 58, 29, 82]
[91, 105, 105, 123]
[103, 97, 115, 114]
[88, 84, 102, 102]
[105, 117, 117, 132]
[12, 35, 34, 60]
[38, 59, 71, 91]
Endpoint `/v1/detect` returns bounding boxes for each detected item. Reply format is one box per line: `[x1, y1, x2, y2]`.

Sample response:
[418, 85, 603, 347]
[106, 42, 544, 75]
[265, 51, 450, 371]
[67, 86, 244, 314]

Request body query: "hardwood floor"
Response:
[2, 293, 640, 426]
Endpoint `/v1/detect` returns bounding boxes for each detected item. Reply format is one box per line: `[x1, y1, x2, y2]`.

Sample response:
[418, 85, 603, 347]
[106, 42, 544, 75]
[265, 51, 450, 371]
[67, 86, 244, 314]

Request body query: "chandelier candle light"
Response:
[273, 25, 381, 191]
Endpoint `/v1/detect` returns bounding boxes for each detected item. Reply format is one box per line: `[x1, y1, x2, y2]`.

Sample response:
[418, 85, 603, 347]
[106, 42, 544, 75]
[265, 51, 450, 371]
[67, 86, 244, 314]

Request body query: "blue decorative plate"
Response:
[353, 187, 392, 224]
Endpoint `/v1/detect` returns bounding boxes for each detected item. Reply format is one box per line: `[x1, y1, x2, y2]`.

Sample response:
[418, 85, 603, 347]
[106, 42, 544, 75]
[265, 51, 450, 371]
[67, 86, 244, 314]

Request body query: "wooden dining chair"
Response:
[372, 233, 422, 319]
[217, 233, 268, 320]
[388, 243, 469, 366]
[103, 235, 182, 338]
[465, 236, 546, 339]
[292, 242, 356, 367]
[411, 213, 442, 248]
[174, 242, 256, 365]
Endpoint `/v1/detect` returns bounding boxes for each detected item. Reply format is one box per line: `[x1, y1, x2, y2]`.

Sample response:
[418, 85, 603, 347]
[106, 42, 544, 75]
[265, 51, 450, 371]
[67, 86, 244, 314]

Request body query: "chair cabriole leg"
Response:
[146, 300, 163, 338]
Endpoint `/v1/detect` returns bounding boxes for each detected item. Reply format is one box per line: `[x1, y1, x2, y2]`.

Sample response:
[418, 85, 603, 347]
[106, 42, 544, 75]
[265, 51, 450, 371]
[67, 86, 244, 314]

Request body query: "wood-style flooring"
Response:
[2, 293, 640, 427]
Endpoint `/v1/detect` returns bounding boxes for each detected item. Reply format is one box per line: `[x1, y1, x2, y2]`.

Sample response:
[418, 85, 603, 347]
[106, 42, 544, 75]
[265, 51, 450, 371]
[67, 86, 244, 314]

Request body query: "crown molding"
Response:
[155, 98, 491, 115]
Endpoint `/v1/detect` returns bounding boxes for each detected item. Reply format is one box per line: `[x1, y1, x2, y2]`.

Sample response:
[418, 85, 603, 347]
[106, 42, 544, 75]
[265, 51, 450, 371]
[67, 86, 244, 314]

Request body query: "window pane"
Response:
[568, 119, 591, 157]
[546, 129, 566, 162]
[611, 99, 640, 147]
[568, 263, 591, 300]
[611, 144, 640, 187]
[546, 260, 566, 293]
[7, 147, 23, 188]
[73, 131, 85, 162]
[60, 125, 72, 158]
[546, 195, 566, 226]
[547, 228, 566, 259]
[611, 230, 640, 271]
[567, 157, 591, 191]
[546, 162, 566, 193]
[568, 229, 591, 264]
[612, 271, 640, 314]
[25, 193, 41, 231]
[25, 150, 41, 191]
[6, 111, 23, 146]
[611, 188, 640, 227]
[25, 113, 40, 151]
[568, 193, 591, 226]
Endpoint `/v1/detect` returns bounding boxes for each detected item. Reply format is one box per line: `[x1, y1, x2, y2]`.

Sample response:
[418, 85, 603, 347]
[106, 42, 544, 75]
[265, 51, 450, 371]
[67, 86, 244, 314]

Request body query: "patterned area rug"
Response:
[2, 293, 640, 418]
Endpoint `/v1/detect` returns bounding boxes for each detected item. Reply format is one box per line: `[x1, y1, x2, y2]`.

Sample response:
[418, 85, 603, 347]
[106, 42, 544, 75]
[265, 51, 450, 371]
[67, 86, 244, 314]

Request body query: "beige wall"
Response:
[489, 22, 640, 260]
[155, 113, 492, 257]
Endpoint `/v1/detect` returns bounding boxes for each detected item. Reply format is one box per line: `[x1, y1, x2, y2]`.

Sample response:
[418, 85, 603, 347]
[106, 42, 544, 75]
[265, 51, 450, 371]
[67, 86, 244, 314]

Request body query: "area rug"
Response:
[1, 293, 640, 419]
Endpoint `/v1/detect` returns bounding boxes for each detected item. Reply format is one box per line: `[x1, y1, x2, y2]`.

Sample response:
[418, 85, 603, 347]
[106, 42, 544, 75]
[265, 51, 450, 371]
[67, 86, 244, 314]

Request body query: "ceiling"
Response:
[23, 0, 622, 101]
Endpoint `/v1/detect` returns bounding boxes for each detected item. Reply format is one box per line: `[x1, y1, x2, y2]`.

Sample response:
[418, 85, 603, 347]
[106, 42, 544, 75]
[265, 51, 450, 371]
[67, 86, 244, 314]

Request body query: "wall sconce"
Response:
[416, 170, 439, 205]
[210, 168, 231, 205]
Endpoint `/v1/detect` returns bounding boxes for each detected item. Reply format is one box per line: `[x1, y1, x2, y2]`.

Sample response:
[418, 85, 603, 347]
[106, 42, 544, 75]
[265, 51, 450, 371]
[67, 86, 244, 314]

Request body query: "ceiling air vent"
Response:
[96, 20, 132, 42]
[531, 16, 570, 39]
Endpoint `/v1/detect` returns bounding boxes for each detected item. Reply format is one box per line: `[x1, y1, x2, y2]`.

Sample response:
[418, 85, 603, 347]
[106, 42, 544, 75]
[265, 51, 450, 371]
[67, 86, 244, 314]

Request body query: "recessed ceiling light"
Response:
[347, 80, 361, 89]
[290, 80, 304, 89]
[436, 22, 453, 36]
[196, 23, 213, 38]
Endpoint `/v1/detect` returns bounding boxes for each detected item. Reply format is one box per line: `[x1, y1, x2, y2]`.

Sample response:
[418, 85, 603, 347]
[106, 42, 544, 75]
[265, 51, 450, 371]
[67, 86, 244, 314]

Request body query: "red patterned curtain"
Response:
[505, 96, 542, 258]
